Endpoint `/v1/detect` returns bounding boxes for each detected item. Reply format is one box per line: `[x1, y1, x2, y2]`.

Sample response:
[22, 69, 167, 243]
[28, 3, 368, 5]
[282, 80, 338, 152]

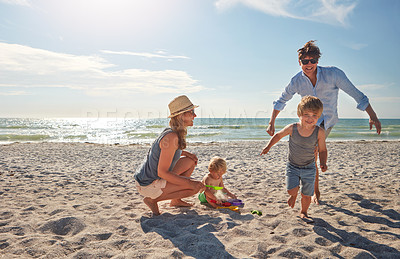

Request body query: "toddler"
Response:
[198, 156, 237, 208]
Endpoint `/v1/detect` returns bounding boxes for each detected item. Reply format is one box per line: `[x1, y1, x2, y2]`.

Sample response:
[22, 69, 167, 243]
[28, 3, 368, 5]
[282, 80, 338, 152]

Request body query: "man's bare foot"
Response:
[144, 197, 160, 216]
[170, 199, 193, 207]
[287, 195, 296, 208]
[312, 191, 320, 205]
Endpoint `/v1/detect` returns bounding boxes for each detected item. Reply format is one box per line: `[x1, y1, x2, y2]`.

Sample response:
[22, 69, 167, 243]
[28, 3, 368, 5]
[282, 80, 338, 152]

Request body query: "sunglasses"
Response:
[300, 58, 318, 65]
[186, 110, 195, 115]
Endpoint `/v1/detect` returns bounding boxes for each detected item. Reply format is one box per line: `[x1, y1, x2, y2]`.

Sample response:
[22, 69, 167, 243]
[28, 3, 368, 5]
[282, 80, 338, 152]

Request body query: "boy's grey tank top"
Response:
[134, 128, 182, 186]
[288, 123, 319, 166]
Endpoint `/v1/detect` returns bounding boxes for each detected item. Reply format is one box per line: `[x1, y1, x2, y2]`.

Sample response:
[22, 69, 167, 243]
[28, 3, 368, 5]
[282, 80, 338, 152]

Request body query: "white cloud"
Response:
[314, 0, 356, 26]
[345, 42, 368, 50]
[101, 50, 190, 60]
[261, 90, 285, 96]
[0, 90, 31, 96]
[357, 84, 386, 90]
[215, 0, 356, 26]
[216, 0, 295, 18]
[1, 43, 112, 73]
[371, 96, 400, 103]
[0, 0, 31, 6]
[0, 42, 204, 96]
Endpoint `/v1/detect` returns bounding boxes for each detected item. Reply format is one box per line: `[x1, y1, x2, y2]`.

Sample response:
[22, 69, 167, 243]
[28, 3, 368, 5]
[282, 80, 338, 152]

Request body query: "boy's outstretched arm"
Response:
[260, 124, 292, 155]
[317, 128, 328, 172]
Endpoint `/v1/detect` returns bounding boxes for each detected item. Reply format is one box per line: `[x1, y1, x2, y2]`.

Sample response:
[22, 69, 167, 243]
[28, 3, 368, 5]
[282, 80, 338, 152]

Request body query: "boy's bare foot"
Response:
[312, 191, 320, 205]
[287, 195, 296, 208]
[170, 199, 193, 207]
[300, 212, 314, 224]
[300, 212, 309, 219]
[144, 197, 160, 216]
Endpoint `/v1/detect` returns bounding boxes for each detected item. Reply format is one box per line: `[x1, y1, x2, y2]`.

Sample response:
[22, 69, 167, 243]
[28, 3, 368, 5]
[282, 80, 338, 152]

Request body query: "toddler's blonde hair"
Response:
[208, 156, 227, 173]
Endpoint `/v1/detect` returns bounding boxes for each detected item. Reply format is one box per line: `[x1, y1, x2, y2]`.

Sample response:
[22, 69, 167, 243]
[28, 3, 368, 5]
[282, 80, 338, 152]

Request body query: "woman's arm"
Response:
[181, 150, 198, 165]
[157, 132, 192, 185]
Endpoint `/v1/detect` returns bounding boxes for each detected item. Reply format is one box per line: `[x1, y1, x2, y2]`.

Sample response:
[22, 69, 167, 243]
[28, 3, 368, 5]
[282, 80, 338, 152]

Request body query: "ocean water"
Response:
[0, 118, 399, 145]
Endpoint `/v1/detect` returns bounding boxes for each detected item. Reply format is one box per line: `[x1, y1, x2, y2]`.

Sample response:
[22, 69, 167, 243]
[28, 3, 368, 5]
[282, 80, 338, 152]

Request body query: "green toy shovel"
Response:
[205, 185, 223, 190]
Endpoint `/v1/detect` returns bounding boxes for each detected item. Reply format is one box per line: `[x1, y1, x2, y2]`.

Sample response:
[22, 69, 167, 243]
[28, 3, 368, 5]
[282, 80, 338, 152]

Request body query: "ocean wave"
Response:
[0, 118, 398, 144]
[0, 125, 29, 129]
[127, 132, 159, 139]
[146, 125, 166, 129]
[63, 135, 88, 140]
[0, 134, 51, 141]
[194, 125, 271, 130]
[187, 132, 222, 138]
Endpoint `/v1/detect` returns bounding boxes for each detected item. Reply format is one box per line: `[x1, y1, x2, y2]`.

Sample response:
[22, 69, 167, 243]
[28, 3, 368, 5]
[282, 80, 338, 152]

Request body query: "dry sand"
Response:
[0, 141, 399, 258]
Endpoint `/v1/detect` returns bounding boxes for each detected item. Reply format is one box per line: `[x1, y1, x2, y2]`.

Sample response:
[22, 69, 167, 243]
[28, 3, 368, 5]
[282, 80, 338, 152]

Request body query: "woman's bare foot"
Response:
[144, 197, 160, 216]
[170, 199, 193, 207]
[287, 195, 296, 208]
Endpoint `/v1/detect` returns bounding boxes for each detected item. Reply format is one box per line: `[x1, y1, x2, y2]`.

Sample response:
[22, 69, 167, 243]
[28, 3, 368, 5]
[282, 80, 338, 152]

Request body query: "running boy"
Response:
[198, 156, 237, 208]
[261, 96, 327, 220]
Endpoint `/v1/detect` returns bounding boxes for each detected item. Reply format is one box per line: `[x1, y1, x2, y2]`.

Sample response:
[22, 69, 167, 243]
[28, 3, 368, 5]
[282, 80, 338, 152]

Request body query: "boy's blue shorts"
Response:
[286, 162, 316, 196]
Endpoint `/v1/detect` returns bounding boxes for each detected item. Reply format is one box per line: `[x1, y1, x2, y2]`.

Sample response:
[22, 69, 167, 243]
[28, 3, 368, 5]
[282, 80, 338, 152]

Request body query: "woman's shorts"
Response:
[286, 162, 316, 196]
[136, 179, 167, 199]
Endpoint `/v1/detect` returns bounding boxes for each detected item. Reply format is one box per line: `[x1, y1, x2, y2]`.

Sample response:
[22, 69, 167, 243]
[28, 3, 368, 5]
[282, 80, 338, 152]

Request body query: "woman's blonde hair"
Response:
[208, 156, 227, 173]
[169, 114, 187, 150]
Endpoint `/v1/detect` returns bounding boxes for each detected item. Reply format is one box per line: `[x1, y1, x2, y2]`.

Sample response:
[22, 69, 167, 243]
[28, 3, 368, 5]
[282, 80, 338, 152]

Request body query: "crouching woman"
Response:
[135, 95, 205, 216]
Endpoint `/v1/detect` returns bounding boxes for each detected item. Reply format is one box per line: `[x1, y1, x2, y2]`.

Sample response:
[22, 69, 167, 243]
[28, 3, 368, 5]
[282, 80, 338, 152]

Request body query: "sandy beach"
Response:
[0, 141, 399, 258]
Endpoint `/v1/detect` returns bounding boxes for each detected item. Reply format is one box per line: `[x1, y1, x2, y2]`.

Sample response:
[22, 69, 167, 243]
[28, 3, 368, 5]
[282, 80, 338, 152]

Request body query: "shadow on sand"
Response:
[346, 193, 400, 222]
[312, 194, 400, 258]
[140, 210, 241, 258]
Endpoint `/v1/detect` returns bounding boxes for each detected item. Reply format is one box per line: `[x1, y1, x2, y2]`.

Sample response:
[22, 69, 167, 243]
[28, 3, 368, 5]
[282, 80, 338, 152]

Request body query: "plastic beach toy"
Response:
[217, 206, 239, 212]
[227, 199, 244, 207]
[209, 200, 231, 207]
[198, 192, 208, 203]
[205, 185, 223, 190]
[251, 210, 262, 216]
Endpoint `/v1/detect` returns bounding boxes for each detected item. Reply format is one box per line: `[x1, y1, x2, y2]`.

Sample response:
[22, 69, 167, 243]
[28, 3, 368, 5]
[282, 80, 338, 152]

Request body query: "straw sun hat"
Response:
[168, 95, 199, 118]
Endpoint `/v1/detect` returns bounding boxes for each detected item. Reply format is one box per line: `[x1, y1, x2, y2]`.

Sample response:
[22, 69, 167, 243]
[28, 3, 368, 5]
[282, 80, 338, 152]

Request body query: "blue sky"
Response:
[0, 0, 399, 119]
